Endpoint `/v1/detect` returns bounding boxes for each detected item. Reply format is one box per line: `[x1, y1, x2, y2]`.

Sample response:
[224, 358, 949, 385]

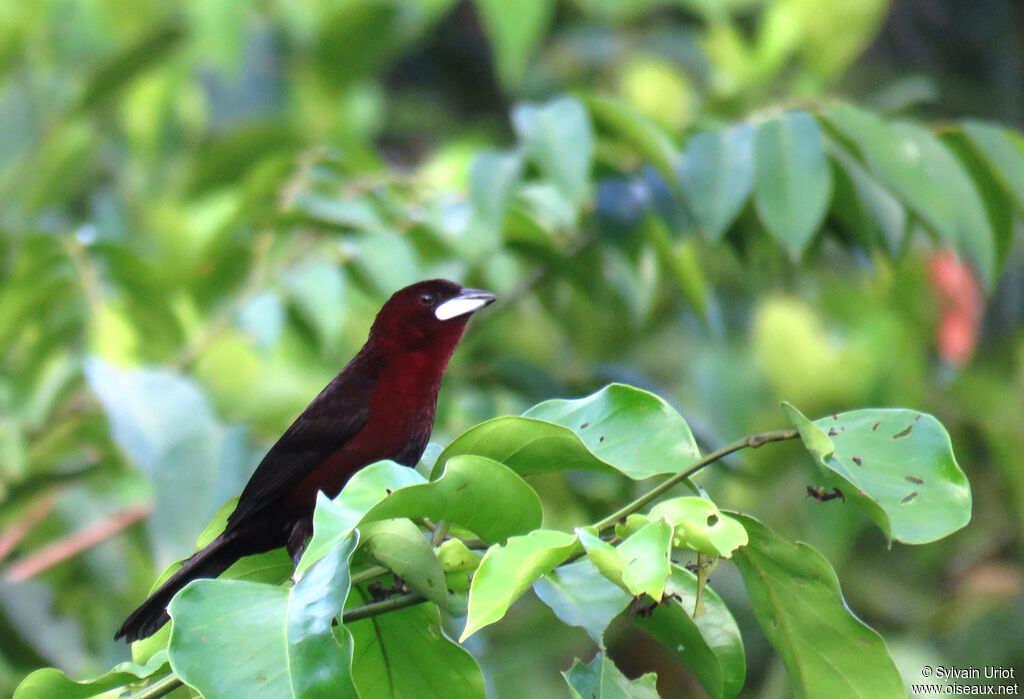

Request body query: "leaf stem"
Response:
[341, 591, 426, 623]
[593, 428, 799, 533]
[132, 672, 184, 699]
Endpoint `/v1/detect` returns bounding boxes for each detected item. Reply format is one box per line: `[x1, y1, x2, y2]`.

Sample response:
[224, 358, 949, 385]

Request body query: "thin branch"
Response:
[341, 591, 427, 624]
[4, 504, 151, 582]
[593, 428, 799, 533]
[132, 672, 184, 699]
[0, 493, 56, 564]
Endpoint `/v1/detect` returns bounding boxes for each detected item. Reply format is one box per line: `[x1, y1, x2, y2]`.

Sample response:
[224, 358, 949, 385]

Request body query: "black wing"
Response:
[225, 370, 374, 528]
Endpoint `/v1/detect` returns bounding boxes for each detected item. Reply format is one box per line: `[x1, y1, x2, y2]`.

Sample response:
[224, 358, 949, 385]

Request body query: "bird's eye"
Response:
[419, 292, 435, 307]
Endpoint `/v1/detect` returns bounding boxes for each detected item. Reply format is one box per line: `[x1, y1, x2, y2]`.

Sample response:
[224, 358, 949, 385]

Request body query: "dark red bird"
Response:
[115, 279, 494, 642]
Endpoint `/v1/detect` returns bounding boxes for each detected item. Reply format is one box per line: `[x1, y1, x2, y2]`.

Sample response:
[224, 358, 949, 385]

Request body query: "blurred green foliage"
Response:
[2, 0, 1023, 696]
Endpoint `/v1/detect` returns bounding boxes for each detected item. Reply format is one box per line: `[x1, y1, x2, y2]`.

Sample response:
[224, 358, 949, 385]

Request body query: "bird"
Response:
[115, 279, 495, 642]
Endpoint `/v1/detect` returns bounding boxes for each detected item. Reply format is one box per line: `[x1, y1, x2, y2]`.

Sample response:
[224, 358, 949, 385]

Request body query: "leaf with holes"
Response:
[783, 403, 971, 545]
[647, 497, 748, 557]
[731, 515, 903, 698]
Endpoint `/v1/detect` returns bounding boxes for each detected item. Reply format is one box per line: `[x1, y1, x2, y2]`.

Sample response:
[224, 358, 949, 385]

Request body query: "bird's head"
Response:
[369, 279, 495, 354]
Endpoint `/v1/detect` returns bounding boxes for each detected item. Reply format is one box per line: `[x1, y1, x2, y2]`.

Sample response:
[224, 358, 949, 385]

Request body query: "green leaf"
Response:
[298, 461, 426, 577]
[731, 515, 904, 699]
[287, 192, 383, 232]
[753, 111, 832, 258]
[461, 529, 581, 641]
[961, 120, 1024, 214]
[563, 654, 659, 699]
[647, 497, 748, 557]
[285, 262, 347, 347]
[583, 93, 681, 186]
[959, 120, 1024, 269]
[678, 123, 754, 240]
[827, 144, 906, 254]
[76, 22, 185, 110]
[168, 534, 359, 699]
[314, 2, 406, 88]
[783, 403, 972, 544]
[822, 104, 995, 286]
[85, 359, 234, 566]
[349, 595, 485, 698]
[360, 518, 448, 607]
[436, 384, 700, 480]
[577, 520, 672, 601]
[470, 149, 523, 235]
[533, 559, 632, 644]
[474, 0, 553, 88]
[13, 651, 169, 699]
[364, 455, 542, 543]
[633, 566, 745, 699]
[512, 96, 594, 206]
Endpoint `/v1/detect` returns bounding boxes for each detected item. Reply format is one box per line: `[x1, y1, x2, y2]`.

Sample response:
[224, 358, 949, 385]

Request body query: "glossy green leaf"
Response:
[364, 455, 542, 543]
[298, 461, 425, 577]
[470, 149, 523, 235]
[474, 0, 552, 88]
[563, 654, 659, 699]
[13, 651, 169, 699]
[437, 384, 700, 481]
[461, 529, 581, 641]
[349, 595, 485, 698]
[753, 111, 832, 257]
[678, 124, 754, 240]
[577, 520, 672, 601]
[584, 93, 680, 186]
[647, 497, 748, 557]
[783, 403, 972, 544]
[533, 558, 631, 644]
[633, 566, 745, 699]
[360, 518, 448, 607]
[731, 515, 904, 699]
[512, 96, 594, 206]
[168, 534, 359, 699]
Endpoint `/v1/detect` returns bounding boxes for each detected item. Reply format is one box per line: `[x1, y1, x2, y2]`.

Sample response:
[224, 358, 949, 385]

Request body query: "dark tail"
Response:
[115, 533, 245, 643]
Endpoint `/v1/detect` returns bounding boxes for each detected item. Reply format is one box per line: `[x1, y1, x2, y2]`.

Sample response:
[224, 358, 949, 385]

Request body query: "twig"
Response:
[0, 493, 57, 564]
[132, 672, 184, 699]
[593, 428, 799, 533]
[4, 504, 152, 582]
[341, 591, 427, 623]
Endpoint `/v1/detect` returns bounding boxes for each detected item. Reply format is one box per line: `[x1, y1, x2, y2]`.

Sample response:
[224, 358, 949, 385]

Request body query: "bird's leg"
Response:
[287, 517, 313, 568]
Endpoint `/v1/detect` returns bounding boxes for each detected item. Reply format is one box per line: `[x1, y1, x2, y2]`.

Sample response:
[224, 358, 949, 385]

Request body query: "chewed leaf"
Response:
[648, 497, 748, 558]
[783, 403, 971, 544]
